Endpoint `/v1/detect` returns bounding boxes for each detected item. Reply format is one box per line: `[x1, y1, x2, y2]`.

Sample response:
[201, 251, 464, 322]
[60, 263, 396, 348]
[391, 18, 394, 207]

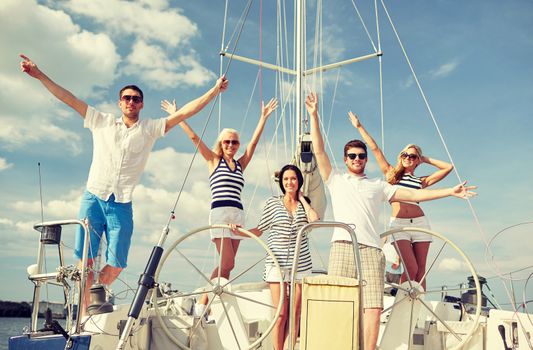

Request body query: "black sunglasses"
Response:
[222, 140, 240, 146]
[400, 152, 419, 160]
[346, 153, 367, 160]
[121, 95, 143, 103]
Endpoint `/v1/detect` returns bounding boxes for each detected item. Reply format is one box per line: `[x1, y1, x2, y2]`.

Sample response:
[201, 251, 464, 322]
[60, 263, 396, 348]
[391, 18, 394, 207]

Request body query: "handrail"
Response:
[288, 221, 364, 350]
[31, 219, 90, 335]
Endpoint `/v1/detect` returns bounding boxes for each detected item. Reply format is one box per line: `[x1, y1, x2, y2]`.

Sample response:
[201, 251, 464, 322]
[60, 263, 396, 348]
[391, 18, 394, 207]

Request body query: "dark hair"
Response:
[343, 139, 367, 157]
[277, 164, 304, 195]
[119, 85, 144, 101]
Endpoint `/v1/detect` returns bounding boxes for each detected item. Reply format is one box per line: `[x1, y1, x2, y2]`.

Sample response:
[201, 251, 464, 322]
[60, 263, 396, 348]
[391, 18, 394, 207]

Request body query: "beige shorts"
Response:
[388, 216, 432, 242]
[209, 207, 245, 240]
[328, 242, 385, 309]
[264, 265, 311, 283]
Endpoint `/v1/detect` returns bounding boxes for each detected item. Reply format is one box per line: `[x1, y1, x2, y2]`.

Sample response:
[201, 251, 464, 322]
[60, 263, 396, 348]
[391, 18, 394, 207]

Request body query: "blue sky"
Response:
[0, 0, 532, 310]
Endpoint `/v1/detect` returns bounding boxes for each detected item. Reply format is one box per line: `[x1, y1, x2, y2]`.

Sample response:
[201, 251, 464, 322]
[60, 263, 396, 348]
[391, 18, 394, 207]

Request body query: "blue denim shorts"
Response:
[74, 190, 133, 268]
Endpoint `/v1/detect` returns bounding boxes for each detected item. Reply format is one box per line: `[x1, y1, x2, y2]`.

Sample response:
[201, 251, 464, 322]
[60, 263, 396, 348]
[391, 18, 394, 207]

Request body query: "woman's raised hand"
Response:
[262, 97, 279, 119]
[161, 99, 177, 114]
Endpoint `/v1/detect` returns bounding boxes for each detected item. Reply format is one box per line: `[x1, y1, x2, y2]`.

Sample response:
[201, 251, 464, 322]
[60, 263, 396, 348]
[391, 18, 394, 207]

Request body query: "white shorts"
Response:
[209, 206, 245, 240]
[264, 265, 311, 283]
[388, 216, 433, 243]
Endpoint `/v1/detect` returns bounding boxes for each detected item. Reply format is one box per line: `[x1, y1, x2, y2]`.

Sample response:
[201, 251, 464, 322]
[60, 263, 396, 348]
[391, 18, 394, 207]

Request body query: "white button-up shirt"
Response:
[84, 106, 166, 203]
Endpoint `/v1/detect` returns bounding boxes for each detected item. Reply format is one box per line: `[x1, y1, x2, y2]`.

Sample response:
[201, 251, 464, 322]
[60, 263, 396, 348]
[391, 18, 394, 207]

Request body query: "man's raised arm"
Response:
[392, 181, 477, 203]
[20, 54, 88, 117]
[306, 92, 332, 180]
[164, 76, 229, 133]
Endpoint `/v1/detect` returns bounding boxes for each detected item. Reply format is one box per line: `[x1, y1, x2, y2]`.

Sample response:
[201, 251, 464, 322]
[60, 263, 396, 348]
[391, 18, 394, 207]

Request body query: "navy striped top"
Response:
[209, 158, 245, 209]
[257, 196, 312, 277]
[394, 173, 423, 190]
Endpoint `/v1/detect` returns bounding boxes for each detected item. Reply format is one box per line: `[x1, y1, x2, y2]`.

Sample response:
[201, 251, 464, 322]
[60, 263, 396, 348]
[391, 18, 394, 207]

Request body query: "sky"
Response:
[0, 0, 532, 312]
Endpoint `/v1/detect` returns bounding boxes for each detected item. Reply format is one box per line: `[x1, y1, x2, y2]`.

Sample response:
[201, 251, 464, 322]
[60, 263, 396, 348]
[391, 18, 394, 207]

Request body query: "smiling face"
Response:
[118, 88, 144, 121]
[282, 169, 299, 195]
[399, 146, 421, 172]
[220, 131, 240, 158]
[344, 146, 368, 175]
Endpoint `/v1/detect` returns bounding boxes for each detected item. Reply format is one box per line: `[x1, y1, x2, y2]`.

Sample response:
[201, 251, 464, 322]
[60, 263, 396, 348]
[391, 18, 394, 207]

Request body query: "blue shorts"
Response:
[74, 190, 133, 268]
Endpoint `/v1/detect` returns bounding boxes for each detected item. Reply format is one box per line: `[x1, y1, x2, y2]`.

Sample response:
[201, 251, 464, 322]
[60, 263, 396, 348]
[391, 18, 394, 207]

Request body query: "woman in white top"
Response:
[349, 112, 453, 289]
[162, 97, 278, 314]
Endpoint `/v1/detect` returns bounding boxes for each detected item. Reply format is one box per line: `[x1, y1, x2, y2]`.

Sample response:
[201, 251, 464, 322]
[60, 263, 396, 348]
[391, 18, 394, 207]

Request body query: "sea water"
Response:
[0, 317, 31, 350]
[0, 317, 67, 350]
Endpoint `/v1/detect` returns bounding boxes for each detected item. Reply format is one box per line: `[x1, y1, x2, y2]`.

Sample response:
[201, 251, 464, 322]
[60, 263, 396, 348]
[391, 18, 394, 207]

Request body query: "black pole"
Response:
[116, 245, 164, 349]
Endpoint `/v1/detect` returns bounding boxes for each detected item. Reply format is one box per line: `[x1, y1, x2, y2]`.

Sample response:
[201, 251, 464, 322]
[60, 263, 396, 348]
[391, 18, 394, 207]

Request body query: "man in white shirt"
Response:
[20, 54, 228, 314]
[305, 92, 475, 350]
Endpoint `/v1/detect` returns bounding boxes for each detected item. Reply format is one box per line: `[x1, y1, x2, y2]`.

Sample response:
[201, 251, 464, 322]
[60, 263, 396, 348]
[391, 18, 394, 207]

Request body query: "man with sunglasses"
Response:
[20, 54, 228, 315]
[305, 92, 475, 350]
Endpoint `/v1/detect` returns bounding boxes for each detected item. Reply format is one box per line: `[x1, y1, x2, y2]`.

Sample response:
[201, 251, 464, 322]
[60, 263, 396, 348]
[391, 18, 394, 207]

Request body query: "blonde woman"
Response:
[162, 97, 278, 315]
[349, 112, 453, 289]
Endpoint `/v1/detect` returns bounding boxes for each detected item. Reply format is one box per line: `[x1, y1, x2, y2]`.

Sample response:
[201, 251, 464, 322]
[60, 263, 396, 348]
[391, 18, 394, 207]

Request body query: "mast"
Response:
[295, 0, 304, 140]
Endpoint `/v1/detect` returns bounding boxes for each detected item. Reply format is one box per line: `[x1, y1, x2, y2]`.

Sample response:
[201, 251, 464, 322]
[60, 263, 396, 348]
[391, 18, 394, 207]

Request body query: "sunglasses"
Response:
[346, 153, 367, 160]
[222, 140, 240, 146]
[400, 152, 419, 160]
[121, 95, 143, 104]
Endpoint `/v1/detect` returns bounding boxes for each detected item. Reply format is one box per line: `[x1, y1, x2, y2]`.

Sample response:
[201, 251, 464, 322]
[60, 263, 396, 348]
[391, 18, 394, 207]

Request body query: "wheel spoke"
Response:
[220, 296, 243, 350]
[217, 238, 225, 280]
[419, 241, 447, 288]
[174, 247, 213, 286]
[155, 289, 208, 304]
[225, 290, 276, 309]
[408, 296, 415, 350]
[418, 298, 462, 341]
[424, 286, 477, 295]
[382, 293, 409, 314]
[224, 255, 267, 286]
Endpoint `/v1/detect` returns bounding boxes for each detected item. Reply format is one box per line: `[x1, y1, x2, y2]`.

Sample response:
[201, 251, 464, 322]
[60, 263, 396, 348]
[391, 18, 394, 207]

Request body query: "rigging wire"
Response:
[350, 0, 378, 53]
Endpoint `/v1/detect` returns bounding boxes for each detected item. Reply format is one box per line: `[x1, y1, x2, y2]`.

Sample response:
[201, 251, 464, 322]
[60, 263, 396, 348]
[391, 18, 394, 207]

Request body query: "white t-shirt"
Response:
[84, 106, 166, 203]
[325, 170, 396, 248]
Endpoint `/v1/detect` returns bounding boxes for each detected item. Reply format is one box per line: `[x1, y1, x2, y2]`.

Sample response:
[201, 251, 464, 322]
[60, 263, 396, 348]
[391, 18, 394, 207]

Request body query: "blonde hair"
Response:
[385, 144, 423, 184]
[212, 128, 240, 157]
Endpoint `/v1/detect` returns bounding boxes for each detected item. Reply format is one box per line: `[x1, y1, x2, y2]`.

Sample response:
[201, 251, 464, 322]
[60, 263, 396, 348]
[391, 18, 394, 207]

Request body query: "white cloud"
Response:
[430, 60, 459, 79]
[0, 0, 119, 151]
[0, 157, 13, 171]
[0, 218, 14, 226]
[0, 115, 83, 154]
[59, 0, 198, 48]
[401, 76, 414, 89]
[11, 189, 82, 219]
[125, 41, 215, 89]
[144, 147, 208, 189]
[438, 257, 468, 273]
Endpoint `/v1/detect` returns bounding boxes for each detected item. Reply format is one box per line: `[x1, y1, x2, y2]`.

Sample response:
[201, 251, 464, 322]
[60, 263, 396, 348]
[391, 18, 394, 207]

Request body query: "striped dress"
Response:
[209, 158, 245, 209]
[257, 196, 312, 279]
